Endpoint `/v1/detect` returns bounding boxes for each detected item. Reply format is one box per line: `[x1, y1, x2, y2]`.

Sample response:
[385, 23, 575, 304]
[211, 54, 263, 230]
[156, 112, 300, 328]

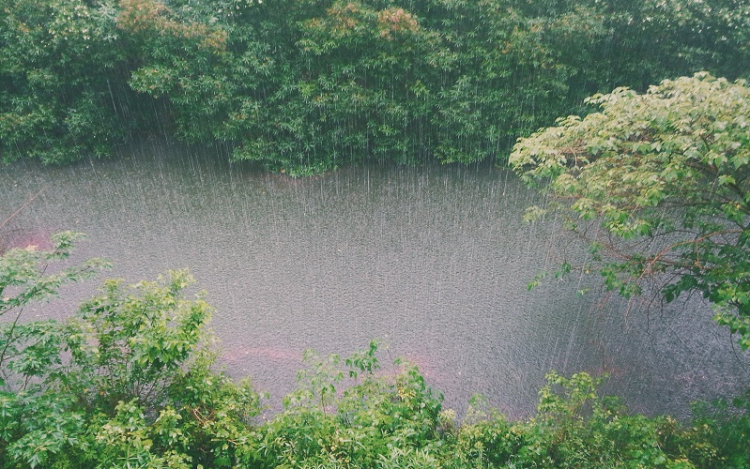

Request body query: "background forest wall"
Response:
[2, 0, 749, 174]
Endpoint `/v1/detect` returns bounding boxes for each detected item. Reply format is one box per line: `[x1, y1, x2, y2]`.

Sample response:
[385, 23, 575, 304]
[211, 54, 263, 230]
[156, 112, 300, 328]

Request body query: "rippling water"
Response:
[1, 140, 747, 417]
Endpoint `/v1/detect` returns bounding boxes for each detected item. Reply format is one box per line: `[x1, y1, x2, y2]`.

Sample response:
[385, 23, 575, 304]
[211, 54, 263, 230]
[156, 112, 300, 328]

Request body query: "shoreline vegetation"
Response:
[0, 237, 747, 469]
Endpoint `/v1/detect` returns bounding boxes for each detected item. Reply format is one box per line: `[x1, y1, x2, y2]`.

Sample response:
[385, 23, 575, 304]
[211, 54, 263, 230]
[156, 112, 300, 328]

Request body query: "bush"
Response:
[1, 234, 747, 468]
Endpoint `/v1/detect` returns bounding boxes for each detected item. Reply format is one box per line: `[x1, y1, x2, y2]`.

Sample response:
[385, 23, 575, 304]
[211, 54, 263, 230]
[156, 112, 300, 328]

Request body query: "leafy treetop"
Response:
[511, 72, 750, 349]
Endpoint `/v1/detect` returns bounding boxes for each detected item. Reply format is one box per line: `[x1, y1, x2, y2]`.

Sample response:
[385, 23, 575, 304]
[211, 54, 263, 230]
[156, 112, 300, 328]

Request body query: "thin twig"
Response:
[0, 307, 25, 369]
[0, 187, 46, 229]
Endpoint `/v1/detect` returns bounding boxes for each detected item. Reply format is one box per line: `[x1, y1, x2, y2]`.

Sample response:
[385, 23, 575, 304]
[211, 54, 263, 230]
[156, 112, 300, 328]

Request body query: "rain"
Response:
[1, 140, 747, 417]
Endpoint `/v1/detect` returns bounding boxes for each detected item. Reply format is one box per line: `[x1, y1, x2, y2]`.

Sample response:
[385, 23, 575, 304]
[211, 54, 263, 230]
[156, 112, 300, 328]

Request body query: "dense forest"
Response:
[2, 0, 749, 173]
[2, 0, 750, 468]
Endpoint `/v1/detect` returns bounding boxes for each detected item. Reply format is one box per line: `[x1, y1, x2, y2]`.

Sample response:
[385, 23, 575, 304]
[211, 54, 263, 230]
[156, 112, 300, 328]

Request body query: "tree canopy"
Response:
[511, 73, 750, 350]
[2, 0, 750, 174]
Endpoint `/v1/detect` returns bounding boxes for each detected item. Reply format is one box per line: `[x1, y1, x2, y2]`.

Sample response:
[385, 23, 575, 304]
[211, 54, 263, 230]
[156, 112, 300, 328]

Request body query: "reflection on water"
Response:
[1, 140, 747, 417]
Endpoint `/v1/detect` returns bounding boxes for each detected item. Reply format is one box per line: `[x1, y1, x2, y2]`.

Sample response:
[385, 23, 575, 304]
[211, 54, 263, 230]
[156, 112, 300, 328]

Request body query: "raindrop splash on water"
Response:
[0, 141, 747, 417]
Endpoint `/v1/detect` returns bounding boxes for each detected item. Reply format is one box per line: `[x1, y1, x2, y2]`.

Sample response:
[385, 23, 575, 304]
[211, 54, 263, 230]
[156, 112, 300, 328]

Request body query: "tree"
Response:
[0, 235, 260, 468]
[510, 73, 750, 350]
[0, 231, 108, 390]
[0, 0, 133, 164]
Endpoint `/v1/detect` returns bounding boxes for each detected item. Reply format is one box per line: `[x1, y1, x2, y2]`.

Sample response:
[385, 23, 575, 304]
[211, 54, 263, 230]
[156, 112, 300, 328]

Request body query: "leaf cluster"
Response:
[511, 73, 750, 350]
[0, 239, 260, 468]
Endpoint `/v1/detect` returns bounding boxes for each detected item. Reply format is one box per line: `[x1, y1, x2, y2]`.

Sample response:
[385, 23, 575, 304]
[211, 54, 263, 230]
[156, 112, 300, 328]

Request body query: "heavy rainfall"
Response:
[1, 0, 749, 467]
[1, 140, 746, 416]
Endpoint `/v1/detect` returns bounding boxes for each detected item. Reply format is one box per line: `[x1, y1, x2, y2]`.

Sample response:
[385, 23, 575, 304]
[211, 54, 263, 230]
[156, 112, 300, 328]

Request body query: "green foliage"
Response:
[1, 234, 748, 468]
[3, 0, 749, 173]
[0, 232, 109, 389]
[0, 238, 261, 468]
[514, 372, 698, 469]
[255, 341, 444, 468]
[60, 271, 215, 414]
[443, 395, 519, 468]
[511, 73, 750, 350]
[0, 0, 134, 164]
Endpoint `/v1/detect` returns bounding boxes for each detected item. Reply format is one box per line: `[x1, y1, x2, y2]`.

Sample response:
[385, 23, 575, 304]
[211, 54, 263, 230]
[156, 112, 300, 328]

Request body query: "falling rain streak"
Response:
[1, 140, 748, 417]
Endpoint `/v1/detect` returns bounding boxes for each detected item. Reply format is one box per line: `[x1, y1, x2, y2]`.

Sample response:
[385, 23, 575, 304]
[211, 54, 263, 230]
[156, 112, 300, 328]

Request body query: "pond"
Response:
[1, 139, 747, 417]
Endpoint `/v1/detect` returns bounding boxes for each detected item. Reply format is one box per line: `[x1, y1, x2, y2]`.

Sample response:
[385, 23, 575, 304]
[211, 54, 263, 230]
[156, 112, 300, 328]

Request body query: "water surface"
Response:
[2, 140, 747, 417]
